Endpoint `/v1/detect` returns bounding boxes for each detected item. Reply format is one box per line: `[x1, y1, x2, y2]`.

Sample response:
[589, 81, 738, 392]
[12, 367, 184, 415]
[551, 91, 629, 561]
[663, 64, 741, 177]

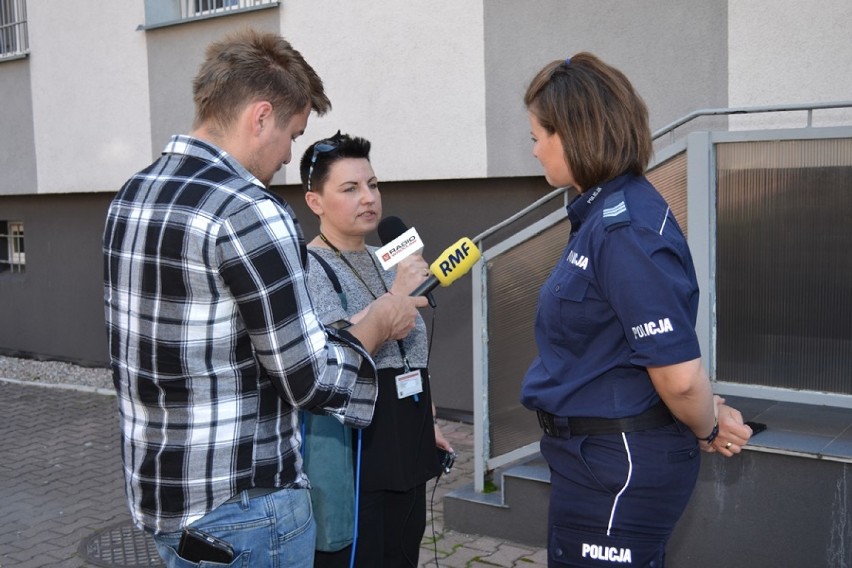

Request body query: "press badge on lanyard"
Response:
[396, 369, 423, 399]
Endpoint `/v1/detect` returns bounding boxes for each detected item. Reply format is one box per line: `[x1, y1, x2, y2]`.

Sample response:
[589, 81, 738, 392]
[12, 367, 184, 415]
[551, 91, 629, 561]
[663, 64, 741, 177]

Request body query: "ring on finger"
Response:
[725, 442, 733, 449]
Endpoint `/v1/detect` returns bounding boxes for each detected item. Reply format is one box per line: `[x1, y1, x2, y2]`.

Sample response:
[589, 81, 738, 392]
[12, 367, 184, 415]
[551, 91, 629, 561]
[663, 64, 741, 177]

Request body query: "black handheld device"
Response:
[437, 448, 456, 474]
[178, 527, 235, 563]
[745, 420, 767, 435]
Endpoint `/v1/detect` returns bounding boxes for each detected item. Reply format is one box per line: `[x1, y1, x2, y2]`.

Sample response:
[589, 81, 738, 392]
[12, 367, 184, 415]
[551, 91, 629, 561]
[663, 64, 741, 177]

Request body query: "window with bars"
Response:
[193, 0, 241, 16]
[0, 220, 25, 273]
[144, 0, 278, 29]
[0, 0, 28, 60]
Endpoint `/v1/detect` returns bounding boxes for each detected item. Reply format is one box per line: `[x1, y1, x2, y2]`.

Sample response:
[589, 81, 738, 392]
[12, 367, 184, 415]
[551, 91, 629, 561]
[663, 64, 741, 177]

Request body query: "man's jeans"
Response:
[152, 488, 316, 567]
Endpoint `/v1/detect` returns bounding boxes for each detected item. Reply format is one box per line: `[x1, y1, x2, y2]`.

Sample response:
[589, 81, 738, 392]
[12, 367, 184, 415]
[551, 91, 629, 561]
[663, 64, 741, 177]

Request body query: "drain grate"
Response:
[79, 521, 164, 567]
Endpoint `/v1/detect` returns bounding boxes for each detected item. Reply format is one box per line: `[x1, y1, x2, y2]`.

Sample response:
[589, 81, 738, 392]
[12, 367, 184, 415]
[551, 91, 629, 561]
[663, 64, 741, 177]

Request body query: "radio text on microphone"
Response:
[382, 236, 418, 262]
[375, 226, 424, 270]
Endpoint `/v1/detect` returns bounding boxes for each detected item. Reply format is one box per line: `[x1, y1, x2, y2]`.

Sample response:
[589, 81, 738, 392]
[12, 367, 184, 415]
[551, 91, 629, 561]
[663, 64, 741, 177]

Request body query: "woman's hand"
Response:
[432, 403, 453, 453]
[390, 255, 430, 296]
[648, 359, 752, 458]
[704, 398, 753, 456]
[348, 293, 427, 352]
[434, 421, 453, 453]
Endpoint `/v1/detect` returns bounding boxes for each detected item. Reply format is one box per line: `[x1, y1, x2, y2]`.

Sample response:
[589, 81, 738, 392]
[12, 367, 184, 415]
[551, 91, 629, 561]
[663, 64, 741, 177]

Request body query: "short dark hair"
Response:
[192, 28, 331, 132]
[524, 52, 652, 191]
[300, 132, 372, 193]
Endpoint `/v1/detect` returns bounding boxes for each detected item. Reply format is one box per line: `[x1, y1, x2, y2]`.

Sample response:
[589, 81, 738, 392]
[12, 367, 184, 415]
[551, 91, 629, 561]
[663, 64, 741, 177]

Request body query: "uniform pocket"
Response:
[550, 271, 590, 302]
[666, 444, 700, 463]
[577, 435, 629, 495]
[541, 268, 593, 345]
[550, 524, 665, 567]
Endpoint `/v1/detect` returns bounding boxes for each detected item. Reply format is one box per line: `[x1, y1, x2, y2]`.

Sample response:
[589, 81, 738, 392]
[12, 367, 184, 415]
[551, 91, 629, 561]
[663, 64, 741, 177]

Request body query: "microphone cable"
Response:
[352, 285, 442, 568]
[299, 415, 362, 568]
[349, 429, 363, 568]
[400, 302, 443, 568]
[428, 464, 449, 567]
[360, 246, 437, 567]
[426, 324, 453, 568]
[425, 304, 448, 568]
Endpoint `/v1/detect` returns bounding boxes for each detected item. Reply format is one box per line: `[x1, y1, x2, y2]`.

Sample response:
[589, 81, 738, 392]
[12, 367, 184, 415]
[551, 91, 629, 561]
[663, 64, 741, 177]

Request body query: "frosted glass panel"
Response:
[716, 139, 852, 393]
[486, 156, 688, 458]
[648, 152, 688, 236]
[487, 219, 571, 456]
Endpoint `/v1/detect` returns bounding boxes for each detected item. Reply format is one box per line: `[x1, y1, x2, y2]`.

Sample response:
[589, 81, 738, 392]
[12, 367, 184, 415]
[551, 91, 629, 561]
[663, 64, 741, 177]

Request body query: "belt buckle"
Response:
[537, 410, 560, 437]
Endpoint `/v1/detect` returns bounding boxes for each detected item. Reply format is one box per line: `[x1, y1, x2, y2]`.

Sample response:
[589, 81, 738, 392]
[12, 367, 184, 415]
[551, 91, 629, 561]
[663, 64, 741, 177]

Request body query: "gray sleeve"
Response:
[306, 253, 351, 327]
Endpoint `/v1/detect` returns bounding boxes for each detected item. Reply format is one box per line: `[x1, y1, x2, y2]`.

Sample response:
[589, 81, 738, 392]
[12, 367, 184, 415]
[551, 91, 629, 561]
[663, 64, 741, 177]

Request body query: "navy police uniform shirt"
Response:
[521, 174, 701, 419]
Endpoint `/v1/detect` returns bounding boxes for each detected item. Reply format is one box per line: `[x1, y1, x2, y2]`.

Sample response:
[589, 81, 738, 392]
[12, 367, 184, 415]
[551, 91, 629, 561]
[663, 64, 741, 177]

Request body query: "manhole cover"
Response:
[78, 520, 164, 567]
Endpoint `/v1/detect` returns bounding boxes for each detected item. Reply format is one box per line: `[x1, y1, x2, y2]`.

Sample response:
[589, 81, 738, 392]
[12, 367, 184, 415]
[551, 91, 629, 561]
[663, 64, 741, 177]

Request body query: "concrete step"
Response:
[443, 454, 550, 548]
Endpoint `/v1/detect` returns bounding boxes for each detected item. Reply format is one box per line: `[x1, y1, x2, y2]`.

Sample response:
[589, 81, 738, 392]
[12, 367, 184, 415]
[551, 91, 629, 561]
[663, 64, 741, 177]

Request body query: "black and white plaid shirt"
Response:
[103, 135, 377, 534]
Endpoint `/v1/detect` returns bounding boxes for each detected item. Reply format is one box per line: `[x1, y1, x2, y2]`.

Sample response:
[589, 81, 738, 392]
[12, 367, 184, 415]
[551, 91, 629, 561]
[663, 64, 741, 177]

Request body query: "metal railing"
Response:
[472, 186, 571, 246]
[653, 101, 852, 144]
[470, 101, 852, 492]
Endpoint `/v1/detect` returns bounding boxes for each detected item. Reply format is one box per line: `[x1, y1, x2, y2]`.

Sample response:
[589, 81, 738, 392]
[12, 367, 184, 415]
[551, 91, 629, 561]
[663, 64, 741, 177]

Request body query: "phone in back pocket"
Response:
[178, 527, 234, 563]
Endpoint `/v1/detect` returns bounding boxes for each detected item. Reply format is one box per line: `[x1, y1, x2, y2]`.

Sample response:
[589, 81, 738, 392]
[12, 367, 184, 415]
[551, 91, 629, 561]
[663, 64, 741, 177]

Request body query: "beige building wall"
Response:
[279, 2, 488, 184]
[3, 0, 852, 415]
[728, 0, 852, 129]
[9, 1, 852, 195]
[27, 2, 152, 194]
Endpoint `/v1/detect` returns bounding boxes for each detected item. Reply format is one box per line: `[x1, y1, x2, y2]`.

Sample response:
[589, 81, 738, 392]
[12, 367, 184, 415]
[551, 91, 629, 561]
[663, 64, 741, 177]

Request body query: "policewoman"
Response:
[520, 53, 753, 567]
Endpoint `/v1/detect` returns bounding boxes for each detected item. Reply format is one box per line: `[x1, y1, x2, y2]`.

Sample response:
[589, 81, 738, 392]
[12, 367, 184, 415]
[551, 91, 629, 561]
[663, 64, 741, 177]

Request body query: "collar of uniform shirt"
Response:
[566, 173, 632, 227]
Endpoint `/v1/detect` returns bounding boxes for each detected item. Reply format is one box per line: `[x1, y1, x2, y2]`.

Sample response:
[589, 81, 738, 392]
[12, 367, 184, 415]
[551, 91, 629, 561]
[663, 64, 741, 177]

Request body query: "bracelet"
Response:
[698, 418, 719, 444]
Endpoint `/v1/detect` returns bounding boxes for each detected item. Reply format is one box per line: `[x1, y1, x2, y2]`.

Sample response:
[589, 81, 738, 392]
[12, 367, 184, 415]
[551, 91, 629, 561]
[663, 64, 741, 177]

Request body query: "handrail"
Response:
[653, 101, 852, 141]
[475, 103, 852, 249]
[472, 186, 570, 246]
[477, 99, 850, 343]
[471, 102, 852, 493]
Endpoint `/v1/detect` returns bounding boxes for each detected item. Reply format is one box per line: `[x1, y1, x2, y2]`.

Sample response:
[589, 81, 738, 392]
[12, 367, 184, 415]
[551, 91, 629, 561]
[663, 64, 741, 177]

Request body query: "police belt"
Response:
[536, 400, 674, 438]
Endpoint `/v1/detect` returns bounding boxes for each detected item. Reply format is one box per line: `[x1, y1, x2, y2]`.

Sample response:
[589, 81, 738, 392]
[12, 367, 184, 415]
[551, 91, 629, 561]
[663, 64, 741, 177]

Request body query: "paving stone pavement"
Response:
[0, 380, 546, 567]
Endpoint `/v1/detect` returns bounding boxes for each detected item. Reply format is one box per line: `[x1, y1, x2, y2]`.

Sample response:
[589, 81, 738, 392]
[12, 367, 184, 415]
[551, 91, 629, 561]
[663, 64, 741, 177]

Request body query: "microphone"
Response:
[410, 237, 481, 297]
[377, 216, 436, 307]
[377, 216, 423, 269]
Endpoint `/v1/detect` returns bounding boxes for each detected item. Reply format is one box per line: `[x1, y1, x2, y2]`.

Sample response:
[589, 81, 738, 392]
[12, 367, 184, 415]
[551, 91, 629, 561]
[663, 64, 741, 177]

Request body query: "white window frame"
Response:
[192, 0, 241, 17]
[0, 0, 28, 60]
[0, 220, 25, 273]
[8, 221, 24, 265]
[143, 0, 278, 30]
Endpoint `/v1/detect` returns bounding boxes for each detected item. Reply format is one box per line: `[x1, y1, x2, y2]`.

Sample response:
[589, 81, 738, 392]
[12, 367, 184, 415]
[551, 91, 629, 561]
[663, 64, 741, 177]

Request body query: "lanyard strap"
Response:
[318, 234, 411, 371]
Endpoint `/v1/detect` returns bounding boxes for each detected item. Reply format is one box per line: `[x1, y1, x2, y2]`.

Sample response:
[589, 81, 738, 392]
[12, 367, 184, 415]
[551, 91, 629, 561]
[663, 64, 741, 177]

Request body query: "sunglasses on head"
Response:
[306, 138, 339, 192]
